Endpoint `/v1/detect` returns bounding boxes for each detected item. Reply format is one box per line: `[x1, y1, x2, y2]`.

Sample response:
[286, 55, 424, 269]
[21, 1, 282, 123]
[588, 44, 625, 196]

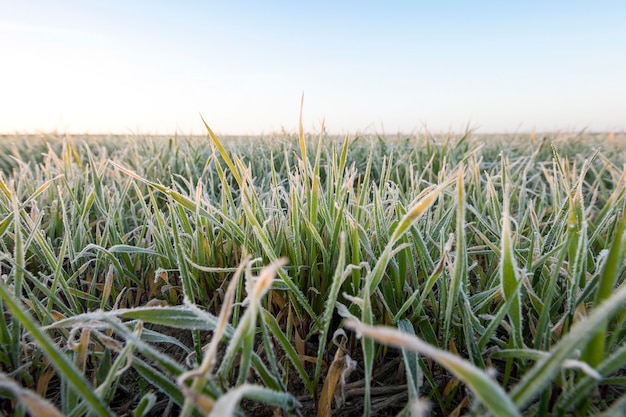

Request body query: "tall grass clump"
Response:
[0, 126, 625, 416]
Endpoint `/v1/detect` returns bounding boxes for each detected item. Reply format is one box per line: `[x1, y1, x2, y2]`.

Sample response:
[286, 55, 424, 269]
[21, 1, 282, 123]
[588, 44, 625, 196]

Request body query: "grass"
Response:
[0, 125, 625, 416]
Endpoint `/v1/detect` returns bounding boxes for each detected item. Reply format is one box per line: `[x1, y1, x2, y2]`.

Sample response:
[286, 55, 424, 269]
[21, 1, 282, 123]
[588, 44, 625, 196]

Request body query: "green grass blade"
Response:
[367, 181, 450, 296]
[511, 281, 626, 408]
[595, 392, 626, 417]
[500, 184, 523, 349]
[262, 308, 313, 393]
[169, 201, 197, 303]
[443, 167, 466, 347]
[397, 319, 422, 400]
[108, 244, 161, 256]
[583, 212, 626, 366]
[133, 358, 185, 408]
[209, 383, 300, 417]
[133, 392, 157, 417]
[0, 284, 114, 417]
[240, 191, 321, 327]
[358, 177, 449, 415]
[48, 306, 223, 332]
[314, 232, 347, 391]
[10, 197, 24, 369]
[345, 319, 521, 417]
[555, 339, 626, 413]
[201, 116, 242, 187]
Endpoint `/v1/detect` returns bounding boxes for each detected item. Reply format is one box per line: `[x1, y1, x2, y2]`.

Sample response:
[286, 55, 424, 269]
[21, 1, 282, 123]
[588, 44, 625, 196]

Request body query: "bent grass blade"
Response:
[209, 383, 300, 417]
[345, 319, 521, 417]
[0, 373, 63, 417]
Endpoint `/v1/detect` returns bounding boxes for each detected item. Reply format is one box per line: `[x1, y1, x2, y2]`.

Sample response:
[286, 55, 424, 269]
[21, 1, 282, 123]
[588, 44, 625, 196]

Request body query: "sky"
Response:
[1, 1, 625, 135]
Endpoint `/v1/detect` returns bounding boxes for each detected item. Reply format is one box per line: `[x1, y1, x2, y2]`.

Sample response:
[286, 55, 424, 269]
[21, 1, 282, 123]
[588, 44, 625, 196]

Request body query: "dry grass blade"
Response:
[179, 258, 249, 417]
[389, 181, 449, 244]
[0, 373, 63, 417]
[217, 258, 288, 383]
[298, 92, 308, 165]
[317, 330, 356, 417]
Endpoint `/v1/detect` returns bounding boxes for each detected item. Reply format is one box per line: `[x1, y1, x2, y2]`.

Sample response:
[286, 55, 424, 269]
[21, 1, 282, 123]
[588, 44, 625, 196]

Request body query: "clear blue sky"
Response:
[1, 1, 625, 135]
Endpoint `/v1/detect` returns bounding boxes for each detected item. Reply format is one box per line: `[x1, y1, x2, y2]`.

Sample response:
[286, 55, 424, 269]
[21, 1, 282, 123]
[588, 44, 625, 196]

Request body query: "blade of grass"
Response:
[443, 167, 466, 347]
[345, 319, 521, 417]
[0, 283, 114, 417]
[208, 383, 300, 417]
[500, 184, 524, 349]
[200, 116, 242, 187]
[511, 281, 626, 408]
[582, 212, 626, 367]
[10, 196, 24, 369]
[397, 319, 422, 401]
[216, 259, 287, 384]
[0, 373, 63, 417]
[262, 308, 313, 393]
[314, 232, 347, 391]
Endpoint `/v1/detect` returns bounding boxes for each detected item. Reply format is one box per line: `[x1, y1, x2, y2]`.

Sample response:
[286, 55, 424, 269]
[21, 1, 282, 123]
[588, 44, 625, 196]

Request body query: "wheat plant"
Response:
[0, 125, 624, 416]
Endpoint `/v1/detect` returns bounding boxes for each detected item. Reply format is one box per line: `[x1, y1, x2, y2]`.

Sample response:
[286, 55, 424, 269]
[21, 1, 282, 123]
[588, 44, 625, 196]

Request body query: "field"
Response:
[0, 126, 625, 416]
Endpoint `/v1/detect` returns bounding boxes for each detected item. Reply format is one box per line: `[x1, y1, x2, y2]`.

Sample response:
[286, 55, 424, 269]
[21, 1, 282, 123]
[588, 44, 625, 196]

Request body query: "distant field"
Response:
[0, 130, 625, 416]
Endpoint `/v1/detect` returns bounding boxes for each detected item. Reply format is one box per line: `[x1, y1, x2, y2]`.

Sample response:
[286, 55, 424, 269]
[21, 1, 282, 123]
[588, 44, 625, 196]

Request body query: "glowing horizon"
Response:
[2, 1, 625, 135]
